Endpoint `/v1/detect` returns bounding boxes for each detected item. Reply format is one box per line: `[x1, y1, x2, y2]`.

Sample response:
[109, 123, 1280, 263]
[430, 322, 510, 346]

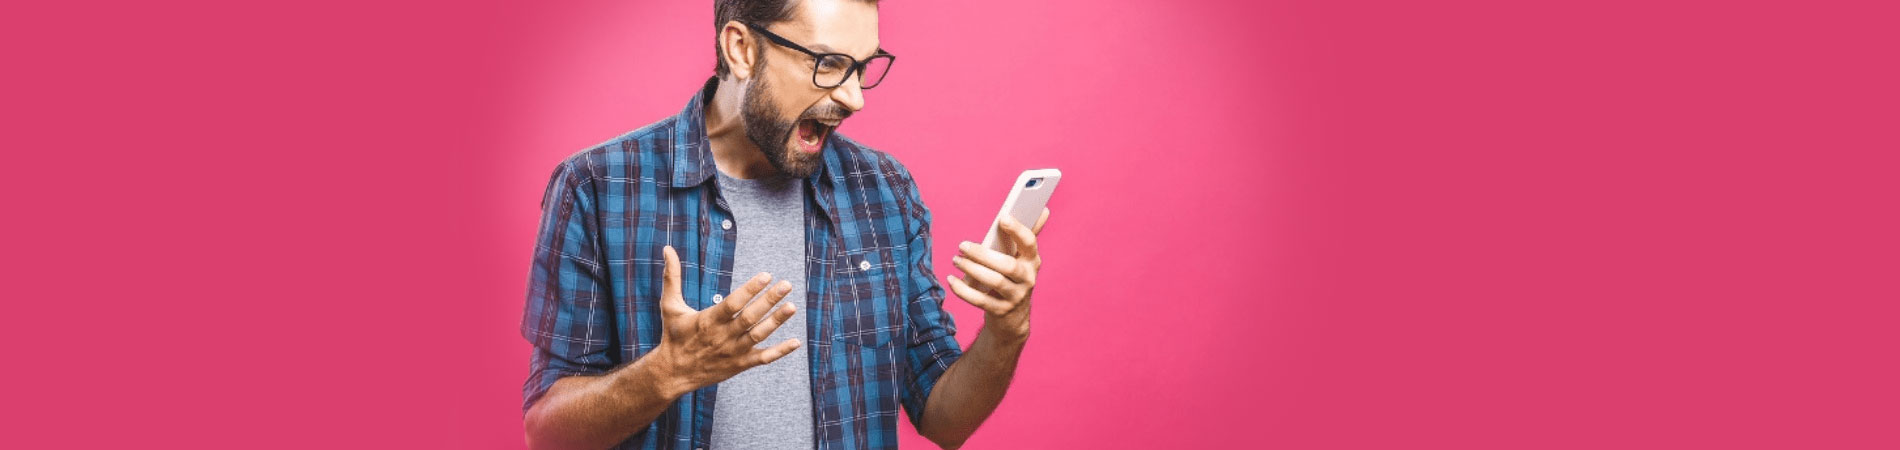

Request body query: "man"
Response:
[519, 1, 1051, 449]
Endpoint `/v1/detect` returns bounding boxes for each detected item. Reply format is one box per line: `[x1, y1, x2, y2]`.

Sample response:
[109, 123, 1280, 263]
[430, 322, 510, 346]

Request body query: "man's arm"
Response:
[914, 320, 1029, 449]
[917, 210, 1050, 449]
[524, 353, 691, 450]
[524, 246, 804, 450]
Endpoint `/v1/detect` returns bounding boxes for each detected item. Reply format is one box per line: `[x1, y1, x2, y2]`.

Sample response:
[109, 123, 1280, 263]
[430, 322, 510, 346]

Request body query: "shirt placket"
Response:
[690, 184, 738, 450]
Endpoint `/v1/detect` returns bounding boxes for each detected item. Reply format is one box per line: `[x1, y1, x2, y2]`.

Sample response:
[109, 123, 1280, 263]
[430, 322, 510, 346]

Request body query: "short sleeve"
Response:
[520, 162, 617, 412]
[889, 163, 965, 427]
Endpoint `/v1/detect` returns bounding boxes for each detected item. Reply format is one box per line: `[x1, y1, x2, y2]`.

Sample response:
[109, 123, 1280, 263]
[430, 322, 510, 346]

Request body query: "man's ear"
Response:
[720, 20, 759, 80]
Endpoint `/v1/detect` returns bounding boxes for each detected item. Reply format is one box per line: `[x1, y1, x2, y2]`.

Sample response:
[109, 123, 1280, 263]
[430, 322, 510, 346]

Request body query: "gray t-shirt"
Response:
[709, 170, 813, 450]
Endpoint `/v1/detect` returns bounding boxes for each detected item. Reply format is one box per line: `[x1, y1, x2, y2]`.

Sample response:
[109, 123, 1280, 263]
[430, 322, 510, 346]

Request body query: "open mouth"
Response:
[794, 117, 839, 153]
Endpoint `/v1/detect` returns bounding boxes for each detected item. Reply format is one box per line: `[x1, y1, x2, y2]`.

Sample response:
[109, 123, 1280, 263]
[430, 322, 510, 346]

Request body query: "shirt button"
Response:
[721, 219, 733, 230]
[712, 294, 724, 303]
[859, 260, 872, 271]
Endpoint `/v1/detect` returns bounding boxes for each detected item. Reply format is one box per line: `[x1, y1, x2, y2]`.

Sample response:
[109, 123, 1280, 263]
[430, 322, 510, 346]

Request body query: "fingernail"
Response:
[959, 241, 974, 250]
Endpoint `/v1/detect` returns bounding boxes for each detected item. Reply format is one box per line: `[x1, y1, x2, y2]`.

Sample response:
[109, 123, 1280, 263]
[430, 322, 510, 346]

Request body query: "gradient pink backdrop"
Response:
[4, 0, 1897, 449]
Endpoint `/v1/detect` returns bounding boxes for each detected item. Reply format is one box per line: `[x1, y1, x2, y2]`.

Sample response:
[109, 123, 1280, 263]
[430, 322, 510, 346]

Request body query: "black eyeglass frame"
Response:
[745, 23, 895, 89]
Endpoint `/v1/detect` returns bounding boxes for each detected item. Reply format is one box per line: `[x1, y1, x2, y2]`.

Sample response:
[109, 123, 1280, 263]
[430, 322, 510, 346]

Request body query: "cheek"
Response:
[765, 74, 823, 116]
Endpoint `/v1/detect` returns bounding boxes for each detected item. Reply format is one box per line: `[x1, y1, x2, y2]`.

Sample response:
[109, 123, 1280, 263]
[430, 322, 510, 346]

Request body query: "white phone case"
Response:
[982, 168, 1062, 253]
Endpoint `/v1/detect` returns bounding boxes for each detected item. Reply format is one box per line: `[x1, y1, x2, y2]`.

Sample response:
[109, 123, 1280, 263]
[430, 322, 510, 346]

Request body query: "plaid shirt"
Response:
[522, 78, 963, 450]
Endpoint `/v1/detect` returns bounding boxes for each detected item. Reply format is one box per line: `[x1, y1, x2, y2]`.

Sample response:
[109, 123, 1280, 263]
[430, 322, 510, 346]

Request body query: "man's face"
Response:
[739, 0, 879, 178]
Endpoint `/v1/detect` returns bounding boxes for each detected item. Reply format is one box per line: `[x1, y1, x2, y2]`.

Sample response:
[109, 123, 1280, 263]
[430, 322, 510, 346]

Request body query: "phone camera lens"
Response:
[1026, 178, 1040, 188]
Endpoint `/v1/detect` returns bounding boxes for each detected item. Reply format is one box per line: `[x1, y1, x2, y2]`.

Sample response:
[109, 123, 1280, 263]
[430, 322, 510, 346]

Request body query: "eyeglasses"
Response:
[745, 23, 895, 89]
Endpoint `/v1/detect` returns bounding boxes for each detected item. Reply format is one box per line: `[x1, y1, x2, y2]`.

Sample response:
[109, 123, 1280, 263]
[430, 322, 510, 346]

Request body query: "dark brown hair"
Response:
[712, 0, 876, 78]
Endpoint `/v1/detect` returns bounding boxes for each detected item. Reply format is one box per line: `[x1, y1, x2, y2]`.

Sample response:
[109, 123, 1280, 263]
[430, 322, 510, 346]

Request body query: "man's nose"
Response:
[830, 76, 865, 113]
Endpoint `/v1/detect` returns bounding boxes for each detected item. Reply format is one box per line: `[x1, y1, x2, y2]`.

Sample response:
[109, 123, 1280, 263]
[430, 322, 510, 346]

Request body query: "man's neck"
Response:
[704, 77, 781, 180]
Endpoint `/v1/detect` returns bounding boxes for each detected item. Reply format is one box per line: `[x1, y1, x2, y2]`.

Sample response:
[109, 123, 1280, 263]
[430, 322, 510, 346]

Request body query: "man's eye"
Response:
[818, 57, 850, 72]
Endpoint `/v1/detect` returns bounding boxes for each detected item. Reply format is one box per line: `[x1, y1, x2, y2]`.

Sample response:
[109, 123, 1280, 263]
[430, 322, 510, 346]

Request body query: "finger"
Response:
[958, 241, 1027, 283]
[736, 280, 794, 330]
[708, 272, 771, 323]
[947, 275, 1011, 315]
[952, 255, 1023, 299]
[1032, 208, 1050, 235]
[660, 246, 691, 316]
[999, 214, 1041, 262]
[748, 338, 803, 367]
[745, 302, 798, 344]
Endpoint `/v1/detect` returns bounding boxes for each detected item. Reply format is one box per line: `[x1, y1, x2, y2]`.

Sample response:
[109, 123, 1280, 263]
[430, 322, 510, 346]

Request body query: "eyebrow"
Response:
[809, 43, 884, 61]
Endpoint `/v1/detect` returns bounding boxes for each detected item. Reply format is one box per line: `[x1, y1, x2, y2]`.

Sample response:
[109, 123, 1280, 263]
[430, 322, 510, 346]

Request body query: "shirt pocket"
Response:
[830, 245, 902, 348]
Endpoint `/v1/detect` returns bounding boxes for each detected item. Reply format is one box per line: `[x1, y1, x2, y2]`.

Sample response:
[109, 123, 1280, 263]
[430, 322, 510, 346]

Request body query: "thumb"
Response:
[659, 245, 691, 317]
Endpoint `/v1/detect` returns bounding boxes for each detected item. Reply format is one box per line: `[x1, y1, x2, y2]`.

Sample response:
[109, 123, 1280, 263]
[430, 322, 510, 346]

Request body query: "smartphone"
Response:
[981, 168, 1062, 253]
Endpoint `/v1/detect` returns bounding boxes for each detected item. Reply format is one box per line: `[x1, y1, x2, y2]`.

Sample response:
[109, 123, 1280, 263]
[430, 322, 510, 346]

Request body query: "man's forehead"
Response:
[780, 0, 881, 59]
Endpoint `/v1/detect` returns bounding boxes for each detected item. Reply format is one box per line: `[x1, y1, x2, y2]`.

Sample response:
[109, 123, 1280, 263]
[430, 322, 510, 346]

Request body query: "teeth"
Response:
[816, 118, 841, 127]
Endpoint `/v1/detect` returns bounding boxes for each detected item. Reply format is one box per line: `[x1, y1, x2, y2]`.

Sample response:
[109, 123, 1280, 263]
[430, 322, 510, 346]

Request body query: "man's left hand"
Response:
[948, 208, 1050, 344]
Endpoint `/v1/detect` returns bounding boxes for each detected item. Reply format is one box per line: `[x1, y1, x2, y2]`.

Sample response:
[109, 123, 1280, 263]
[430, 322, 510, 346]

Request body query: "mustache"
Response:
[800, 104, 853, 122]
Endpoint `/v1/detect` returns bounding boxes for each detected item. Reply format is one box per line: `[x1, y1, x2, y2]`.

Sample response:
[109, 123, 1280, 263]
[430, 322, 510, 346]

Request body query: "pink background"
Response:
[5, 0, 1897, 448]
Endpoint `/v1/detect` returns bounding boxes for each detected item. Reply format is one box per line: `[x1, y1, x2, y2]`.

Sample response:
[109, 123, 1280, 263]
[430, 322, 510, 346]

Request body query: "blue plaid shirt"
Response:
[523, 78, 964, 450]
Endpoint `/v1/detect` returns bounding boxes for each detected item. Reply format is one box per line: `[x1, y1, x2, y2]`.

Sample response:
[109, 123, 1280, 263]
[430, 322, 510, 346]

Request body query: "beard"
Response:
[740, 70, 848, 179]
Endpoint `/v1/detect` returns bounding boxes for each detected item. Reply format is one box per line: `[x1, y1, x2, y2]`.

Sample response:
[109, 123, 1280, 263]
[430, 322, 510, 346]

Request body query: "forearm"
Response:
[524, 353, 689, 450]
[917, 327, 1027, 449]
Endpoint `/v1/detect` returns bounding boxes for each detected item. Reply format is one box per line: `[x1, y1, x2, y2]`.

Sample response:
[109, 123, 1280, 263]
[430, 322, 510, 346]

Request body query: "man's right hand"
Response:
[648, 245, 802, 397]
